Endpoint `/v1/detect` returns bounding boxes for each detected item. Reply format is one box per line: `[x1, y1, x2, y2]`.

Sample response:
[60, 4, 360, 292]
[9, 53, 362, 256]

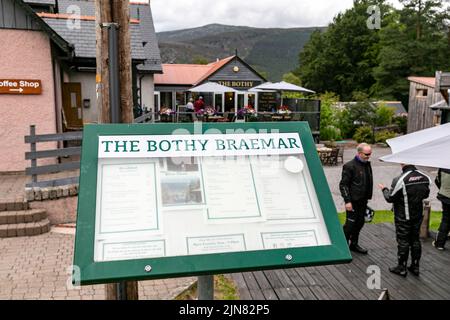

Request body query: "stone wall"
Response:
[25, 185, 78, 225]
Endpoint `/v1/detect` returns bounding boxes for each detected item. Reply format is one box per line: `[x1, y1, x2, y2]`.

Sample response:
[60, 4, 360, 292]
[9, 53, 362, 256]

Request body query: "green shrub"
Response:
[320, 125, 342, 141]
[393, 116, 408, 134]
[375, 104, 396, 127]
[375, 130, 397, 144]
[353, 126, 374, 143]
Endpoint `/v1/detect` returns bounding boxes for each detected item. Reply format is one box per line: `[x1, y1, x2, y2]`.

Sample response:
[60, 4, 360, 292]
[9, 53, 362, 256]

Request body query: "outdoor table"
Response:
[205, 115, 225, 122]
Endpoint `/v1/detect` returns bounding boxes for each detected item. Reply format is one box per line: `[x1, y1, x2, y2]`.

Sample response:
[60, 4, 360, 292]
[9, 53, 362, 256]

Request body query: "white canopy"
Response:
[379, 123, 450, 169]
[189, 82, 237, 93]
[251, 81, 315, 93]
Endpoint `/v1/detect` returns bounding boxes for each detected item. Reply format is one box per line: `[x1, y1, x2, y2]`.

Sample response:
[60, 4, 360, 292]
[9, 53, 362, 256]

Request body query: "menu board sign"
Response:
[73, 123, 351, 285]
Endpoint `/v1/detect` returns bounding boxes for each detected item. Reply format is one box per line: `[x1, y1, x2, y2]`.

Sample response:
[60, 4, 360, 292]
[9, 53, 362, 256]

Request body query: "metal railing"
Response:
[25, 111, 320, 188]
[134, 111, 320, 132]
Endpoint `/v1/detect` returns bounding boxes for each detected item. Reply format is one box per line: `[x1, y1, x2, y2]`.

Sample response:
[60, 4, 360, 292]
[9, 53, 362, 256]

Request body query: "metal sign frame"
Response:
[73, 122, 351, 285]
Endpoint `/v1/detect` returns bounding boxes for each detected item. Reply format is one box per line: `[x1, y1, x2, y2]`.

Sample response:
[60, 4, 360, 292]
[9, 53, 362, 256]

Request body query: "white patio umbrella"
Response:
[189, 82, 238, 93]
[250, 81, 315, 108]
[252, 81, 316, 94]
[379, 123, 450, 169]
[189, 82, 238, 111]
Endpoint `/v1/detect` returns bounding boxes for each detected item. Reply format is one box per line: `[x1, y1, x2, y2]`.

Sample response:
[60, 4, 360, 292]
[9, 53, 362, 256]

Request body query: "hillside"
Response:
[157, 24, 324, 81]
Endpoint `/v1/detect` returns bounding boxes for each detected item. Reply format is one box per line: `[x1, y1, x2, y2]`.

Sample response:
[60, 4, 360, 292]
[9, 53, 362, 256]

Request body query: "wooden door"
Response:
[62, 83, 83, 129]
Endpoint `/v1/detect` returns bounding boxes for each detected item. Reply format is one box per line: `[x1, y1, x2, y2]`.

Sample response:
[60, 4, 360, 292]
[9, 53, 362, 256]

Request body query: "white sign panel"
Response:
[93, 134, 331, 262]
[98, 133, 303, 158]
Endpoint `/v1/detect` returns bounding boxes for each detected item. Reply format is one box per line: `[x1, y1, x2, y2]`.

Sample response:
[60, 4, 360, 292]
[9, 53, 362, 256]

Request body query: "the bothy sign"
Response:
[73, 122, 351, 285]
[0, 79, 42, 95]
[98, 133, 303, 158]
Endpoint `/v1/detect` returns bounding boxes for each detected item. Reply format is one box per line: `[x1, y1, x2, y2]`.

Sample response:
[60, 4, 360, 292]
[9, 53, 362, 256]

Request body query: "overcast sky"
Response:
[148, 0, 402, 32]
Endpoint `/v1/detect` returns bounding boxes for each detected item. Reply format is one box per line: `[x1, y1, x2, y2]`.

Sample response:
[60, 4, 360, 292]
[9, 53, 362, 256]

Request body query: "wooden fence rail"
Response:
[24, 125, 82, 188]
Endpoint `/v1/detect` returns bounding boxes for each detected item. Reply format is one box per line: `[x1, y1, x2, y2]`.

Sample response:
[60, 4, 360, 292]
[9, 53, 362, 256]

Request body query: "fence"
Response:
[25, 125, 82, 188]
[134, 111, 321, 135]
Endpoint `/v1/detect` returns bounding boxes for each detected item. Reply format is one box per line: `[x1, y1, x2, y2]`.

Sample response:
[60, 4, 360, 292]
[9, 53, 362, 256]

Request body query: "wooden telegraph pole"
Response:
[95, 0, 138, 300]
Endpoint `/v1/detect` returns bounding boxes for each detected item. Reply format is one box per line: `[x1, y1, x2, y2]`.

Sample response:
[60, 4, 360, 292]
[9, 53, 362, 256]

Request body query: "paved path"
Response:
[0, 229, 194, 300]
[324, 146, 441, 211]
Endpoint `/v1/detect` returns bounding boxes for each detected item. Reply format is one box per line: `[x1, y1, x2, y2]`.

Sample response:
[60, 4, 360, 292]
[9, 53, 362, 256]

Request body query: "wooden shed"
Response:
[407, 76, 445, 133]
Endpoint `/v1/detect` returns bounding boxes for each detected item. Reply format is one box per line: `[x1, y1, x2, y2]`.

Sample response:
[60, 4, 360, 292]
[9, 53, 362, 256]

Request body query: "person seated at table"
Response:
[194, 96, 205, 112]
[186, 98, 194, 112]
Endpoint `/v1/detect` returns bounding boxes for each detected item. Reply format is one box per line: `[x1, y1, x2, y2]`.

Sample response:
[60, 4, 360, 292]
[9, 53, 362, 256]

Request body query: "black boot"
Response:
[407, 260, 420, 276]
[349, 243, 368, 254]
[389, 259, 407, 277]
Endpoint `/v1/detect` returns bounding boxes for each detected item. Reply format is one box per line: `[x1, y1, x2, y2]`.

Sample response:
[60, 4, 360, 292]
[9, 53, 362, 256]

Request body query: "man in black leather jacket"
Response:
[379, 164, 431, 277]
[339, 143, 373, 254]
[433, 168, 450, 250]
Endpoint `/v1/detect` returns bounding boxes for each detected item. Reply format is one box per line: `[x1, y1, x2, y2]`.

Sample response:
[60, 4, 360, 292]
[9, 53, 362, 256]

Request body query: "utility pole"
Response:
[95, 0, 138, 300]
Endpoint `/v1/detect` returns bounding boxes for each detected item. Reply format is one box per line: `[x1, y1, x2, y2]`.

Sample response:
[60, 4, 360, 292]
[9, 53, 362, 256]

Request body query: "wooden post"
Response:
[111, 0, 133, 124]
[96, 0, 138, 300]
[95, 0, 111, 124]
[198, 275, 214, 300]
[420, 200, 431, 239]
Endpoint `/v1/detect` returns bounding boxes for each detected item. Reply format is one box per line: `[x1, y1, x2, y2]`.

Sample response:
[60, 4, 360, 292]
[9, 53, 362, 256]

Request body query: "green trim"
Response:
[74, 122, 351, 285]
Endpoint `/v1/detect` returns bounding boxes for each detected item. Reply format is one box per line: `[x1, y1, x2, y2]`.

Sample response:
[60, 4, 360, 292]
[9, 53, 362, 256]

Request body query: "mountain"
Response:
[157, 24, 324, 81]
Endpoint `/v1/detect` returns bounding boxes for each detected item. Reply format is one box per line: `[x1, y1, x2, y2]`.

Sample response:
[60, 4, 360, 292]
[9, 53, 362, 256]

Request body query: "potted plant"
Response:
[159, 107, 175, 122]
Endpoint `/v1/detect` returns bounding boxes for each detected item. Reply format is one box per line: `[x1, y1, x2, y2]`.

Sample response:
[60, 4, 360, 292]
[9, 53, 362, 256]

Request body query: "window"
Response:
[416, 89, 428, 98]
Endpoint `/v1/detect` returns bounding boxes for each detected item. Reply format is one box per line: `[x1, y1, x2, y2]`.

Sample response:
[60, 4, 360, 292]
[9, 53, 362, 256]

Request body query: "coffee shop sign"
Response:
[0, 79, 42, 95]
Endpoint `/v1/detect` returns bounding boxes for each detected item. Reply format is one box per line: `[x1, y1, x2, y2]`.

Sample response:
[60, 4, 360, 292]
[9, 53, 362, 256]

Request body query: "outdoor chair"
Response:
[320, 148, 339, 166]
[337, 147, 344, 163]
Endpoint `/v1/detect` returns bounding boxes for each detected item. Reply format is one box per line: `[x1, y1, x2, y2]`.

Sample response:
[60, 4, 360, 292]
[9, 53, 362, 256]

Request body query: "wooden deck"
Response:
[231, 223, 450, 300]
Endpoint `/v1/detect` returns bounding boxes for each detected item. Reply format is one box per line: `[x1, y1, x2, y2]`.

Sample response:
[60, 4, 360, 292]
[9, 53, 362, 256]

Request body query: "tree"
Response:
[282, 72, 302, 86]
[192, 55, 209, 65]
[372, 0, 450, 104]
[296, 0, 392, 100]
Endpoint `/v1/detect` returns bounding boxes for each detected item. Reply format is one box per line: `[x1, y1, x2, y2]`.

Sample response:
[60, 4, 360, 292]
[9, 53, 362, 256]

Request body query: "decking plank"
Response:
[283, 268, 317, 300]
[232, 224, 450, 300]
[252, 271, 279, 300]
[362, 226, 437, 300]
[262, 269, 304, 300]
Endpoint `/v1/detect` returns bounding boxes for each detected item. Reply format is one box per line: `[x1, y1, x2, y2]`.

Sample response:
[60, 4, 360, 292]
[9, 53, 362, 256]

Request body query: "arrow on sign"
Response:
[9, 88, 24, 93]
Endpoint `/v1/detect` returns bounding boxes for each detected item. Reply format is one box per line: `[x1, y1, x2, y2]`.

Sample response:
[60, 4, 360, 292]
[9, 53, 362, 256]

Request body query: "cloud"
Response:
[152, 0, 341, 31]
[151, 0, 403, 32]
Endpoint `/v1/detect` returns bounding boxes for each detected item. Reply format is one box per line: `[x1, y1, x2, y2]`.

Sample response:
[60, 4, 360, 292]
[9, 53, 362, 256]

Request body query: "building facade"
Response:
[154, 55, 270, 113]
[0, 0, 162, 172]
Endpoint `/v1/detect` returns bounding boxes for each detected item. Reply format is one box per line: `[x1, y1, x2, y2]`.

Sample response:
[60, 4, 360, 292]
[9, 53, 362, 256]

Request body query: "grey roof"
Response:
[57, 0, 94, 15]
[55, 0, 162, 72]
[430, 99, 450, 110]
[130, 3, 162, 73]
[376, 101, 408, 115]
[23, 0, 55, 5]
[43, 18, 147, 60]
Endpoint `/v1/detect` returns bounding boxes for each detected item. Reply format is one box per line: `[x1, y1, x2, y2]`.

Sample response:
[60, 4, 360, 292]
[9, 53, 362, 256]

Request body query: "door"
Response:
[154, 91, 160, 113]
[62, 83, 83, 129]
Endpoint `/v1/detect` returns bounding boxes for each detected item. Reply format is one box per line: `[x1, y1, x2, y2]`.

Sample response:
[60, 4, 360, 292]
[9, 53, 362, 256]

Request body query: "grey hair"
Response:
[357, 143, 371, 153]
